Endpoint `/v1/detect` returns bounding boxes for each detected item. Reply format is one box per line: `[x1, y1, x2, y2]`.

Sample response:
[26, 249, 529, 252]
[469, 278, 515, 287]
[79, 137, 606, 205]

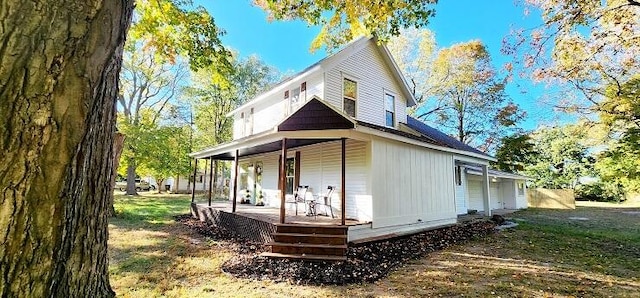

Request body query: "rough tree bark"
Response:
[109, 132, 126, 216]
[0, 0, 134, 297]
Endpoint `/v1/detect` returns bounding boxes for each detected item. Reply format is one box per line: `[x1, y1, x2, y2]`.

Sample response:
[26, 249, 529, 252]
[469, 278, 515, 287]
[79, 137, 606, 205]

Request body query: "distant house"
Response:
[189, 37, 526, 258]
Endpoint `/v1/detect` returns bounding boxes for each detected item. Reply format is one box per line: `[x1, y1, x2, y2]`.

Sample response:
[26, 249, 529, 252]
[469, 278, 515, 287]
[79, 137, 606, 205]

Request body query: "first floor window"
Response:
[285, 157, 295, 194]
[385, 92, 395, 127]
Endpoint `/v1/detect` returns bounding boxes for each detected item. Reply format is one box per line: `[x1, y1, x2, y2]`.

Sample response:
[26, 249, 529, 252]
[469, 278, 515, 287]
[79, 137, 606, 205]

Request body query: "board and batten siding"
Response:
[454, 166, 468, 215]
[369, 138, 457, 229]
[467, 177, 503, 211]
[324, 42, 408, 127]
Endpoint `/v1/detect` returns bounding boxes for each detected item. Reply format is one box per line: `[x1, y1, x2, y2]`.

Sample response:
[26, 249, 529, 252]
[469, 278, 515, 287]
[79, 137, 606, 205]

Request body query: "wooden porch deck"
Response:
[198, 201, 367, 226]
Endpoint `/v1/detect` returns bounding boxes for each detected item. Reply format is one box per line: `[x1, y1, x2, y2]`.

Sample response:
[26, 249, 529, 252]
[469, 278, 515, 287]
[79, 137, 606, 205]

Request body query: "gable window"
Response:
[343, 78, 357, 117]
[385, 92, 395, 127]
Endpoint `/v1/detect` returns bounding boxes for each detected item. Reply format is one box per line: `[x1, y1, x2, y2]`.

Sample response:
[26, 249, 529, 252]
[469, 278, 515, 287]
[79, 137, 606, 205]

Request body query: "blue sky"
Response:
[198, 1, 562, 130]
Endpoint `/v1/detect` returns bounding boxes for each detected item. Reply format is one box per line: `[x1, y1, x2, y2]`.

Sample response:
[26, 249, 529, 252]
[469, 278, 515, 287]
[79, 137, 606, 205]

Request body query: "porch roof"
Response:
[191, 97, 495, 162]
[465, 165, 531, 180]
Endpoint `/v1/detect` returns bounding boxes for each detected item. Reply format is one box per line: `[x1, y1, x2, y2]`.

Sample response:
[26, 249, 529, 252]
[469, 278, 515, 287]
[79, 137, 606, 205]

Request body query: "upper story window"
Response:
[240, 112, 245, 136]
[343, 78, 357, 117]
[385, 92, 395, 127]
[245, 108, 254, 136]
[289, 87, 301, 113]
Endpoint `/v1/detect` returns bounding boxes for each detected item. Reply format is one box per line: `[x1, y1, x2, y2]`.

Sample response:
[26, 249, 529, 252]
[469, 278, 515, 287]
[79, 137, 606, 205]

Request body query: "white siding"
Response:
[370, 138, 456, 229]
[467, 176, 503, 211]
[324, 42, 408, 127]
[467, 179, 484, 212]
[515, 179, 528, 209]
[231, 73, 324, 140]
[455, 166, 468, 215]
[298, 140, 370, 220]
[229, 140, 370, 221]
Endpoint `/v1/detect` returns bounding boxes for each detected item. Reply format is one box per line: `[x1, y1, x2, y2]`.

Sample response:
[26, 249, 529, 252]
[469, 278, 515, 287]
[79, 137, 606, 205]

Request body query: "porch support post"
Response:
[279, 138, 287, 224]
[341, 138, 346, 226]
[191, 158, 198, 203]
[208, 157, 214, 206]
[481, 164, 492, 216]
[232, 150, 239, 213]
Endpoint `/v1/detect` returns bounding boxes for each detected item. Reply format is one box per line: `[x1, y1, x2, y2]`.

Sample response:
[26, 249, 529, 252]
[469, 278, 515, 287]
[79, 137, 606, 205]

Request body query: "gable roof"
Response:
[405, 116, 491, 158]
[227, 36, 417, 116]
[277, 96, 355, 131]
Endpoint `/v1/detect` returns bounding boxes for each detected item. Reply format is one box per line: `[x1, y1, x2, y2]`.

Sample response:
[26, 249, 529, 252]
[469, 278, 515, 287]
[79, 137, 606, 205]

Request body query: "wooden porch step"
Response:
[266, 242, 347, 249]
[269, 242, 347, 255]
[274, 223, 348, 235]
[272, 232, 347, 245]
[260, 252, 347, 262]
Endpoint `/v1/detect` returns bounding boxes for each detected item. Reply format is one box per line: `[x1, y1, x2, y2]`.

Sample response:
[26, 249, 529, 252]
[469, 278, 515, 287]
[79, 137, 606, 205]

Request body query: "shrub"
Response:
[575, 182, 625, 202]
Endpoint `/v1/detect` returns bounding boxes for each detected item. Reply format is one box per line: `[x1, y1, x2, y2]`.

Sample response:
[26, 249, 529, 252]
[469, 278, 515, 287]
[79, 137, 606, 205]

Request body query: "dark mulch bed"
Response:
[175, 214, 496, 285]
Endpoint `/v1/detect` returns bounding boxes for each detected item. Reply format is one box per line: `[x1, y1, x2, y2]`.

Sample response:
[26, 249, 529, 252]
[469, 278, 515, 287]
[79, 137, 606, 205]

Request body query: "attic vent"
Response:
[301, 82, 306, 91]
[284, 90, 289, 99]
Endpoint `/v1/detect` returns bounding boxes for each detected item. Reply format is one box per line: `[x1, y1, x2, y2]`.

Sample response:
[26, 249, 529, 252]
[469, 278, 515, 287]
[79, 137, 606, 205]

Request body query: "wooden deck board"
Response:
[196, 201, 366, 226]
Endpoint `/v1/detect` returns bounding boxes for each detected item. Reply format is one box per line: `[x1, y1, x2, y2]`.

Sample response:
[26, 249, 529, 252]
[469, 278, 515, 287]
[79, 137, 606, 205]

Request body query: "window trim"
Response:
[342, 74, 358, 118]
[517, 181, 525, 196]
[384, 89, 396, 127]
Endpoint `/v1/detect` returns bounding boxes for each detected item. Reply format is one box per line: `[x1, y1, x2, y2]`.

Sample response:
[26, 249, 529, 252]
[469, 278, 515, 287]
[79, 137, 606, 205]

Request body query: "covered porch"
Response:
[188, 97, 368, 229]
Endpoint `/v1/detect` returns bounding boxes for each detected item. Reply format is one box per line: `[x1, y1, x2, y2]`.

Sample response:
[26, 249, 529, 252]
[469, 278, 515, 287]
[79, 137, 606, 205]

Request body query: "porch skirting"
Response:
[190, 203, 276, 243]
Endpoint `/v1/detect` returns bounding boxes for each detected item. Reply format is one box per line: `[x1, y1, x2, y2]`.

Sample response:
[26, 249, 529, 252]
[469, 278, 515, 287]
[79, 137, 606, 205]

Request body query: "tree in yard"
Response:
[0, 1, 436, 296]
[504, 0, 639, 116]
[117, 41, 187, 195]
[133, 109, 192, 193]
[494, 133, 539, 173]
[0, 1, 134, 296]
[524, 125, 595, 189]
[594, 75, 640, 193]
[255, 0, 437, 50]
[390, 36, 525, 151]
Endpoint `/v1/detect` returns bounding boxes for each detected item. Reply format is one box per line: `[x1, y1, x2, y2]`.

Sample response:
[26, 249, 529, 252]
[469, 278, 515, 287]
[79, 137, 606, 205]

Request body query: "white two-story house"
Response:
[190, 36, 526, 242]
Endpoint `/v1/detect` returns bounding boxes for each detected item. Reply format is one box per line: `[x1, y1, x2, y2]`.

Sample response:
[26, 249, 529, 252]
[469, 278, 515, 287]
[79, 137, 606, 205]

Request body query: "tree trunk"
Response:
[126, 158, 137, 195]
[109, 132, 126, 216]
[0, 1, 134, 297]
[156, 178, 165, 194]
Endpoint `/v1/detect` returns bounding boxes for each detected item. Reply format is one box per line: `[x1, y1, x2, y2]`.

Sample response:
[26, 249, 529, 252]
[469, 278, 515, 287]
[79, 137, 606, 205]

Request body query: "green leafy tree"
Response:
[494, 133, 539, 173]
[134, 110, 192, 193]
[505, 0, 639, 115]
[390, 35, 525, 151]
[524, 125, 594, 189]
[255, 0, 437, 50]
[594, 75, 640, 193]
[118, 42, 187, 195]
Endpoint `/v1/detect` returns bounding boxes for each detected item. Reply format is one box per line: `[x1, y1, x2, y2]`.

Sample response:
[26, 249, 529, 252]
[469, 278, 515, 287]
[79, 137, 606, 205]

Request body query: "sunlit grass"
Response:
[109, 194, 640, 297]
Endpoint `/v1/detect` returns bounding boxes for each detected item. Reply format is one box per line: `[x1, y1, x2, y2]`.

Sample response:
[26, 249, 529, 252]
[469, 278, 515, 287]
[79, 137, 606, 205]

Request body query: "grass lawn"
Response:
[109, 194, 640, 297]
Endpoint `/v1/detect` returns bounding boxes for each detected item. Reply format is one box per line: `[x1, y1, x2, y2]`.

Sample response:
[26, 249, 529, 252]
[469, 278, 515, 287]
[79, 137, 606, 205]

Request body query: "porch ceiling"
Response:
[207, 138, 339, 160]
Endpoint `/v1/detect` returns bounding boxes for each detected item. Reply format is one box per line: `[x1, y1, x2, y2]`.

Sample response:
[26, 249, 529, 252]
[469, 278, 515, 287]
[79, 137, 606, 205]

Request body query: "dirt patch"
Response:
[176, 215, 495, 285]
